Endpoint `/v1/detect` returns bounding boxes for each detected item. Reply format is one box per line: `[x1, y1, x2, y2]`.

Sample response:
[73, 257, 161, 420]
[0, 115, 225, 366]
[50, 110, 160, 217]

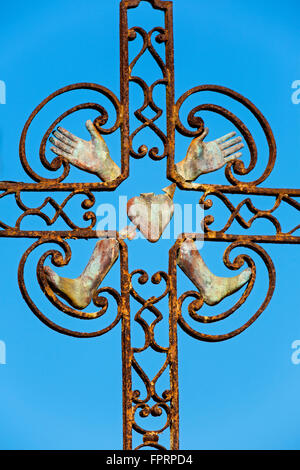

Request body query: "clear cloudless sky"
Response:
[0, 0, 300, 450]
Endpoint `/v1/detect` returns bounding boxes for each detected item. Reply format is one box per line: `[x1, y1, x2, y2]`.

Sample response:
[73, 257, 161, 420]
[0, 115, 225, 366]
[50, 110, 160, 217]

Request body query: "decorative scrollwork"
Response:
[15, 190, 96, 230]
[175, 85, 277, 187]
[18, 237, 121, 338]
[130, 270, 169, 354]
[177, 241, 276, 342]
[19, 83, 122, 183]
[0, 189, 97, 232]
[128, 27, 168, 160]
[200, 191, 300, 237]
[129, 268, 171, 448]
[132, 401, 170, 450]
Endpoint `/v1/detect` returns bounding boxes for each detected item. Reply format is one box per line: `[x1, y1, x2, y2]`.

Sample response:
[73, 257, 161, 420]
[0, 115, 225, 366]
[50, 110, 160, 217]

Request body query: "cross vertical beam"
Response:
[119, 1, 179, 450]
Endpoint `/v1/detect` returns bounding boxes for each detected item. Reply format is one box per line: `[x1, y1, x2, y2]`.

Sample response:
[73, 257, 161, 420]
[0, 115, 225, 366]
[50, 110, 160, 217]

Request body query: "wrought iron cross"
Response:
[1, 0, 300, 450]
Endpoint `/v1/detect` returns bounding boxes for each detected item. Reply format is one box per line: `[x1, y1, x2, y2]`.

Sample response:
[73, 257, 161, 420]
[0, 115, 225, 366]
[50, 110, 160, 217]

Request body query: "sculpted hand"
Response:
[176, 128, 244, 182]
[50, 120, 121, 182]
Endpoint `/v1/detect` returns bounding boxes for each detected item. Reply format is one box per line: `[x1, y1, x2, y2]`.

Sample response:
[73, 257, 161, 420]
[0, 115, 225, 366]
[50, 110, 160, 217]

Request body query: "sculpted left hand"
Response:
[176, 128, 244, 182]
[50, 120, 121, 182]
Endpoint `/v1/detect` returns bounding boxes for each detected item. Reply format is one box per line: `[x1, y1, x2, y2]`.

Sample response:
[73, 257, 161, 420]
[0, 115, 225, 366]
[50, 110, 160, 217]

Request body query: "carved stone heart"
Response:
[127, 184, 176, 243]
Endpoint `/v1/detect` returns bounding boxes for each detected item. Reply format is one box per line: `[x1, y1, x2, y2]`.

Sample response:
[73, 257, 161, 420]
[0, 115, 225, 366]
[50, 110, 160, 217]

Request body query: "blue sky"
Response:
[0, 0, 300, 450]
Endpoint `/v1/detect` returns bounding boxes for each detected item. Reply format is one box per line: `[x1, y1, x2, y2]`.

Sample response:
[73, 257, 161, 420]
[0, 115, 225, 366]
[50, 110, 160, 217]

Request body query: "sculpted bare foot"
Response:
[177, 239, 251, 306]
[176, 128, 244, 182]
[49, 120, 121, 182]
[44, 238, 119, 309]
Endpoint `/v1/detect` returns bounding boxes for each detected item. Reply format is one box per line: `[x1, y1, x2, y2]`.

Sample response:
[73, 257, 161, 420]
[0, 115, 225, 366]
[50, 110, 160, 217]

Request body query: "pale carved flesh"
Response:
[176, 127, 244, 182]
[119, 225, 137, 241]
[127, 184, 176, 243]
[44, 238, 119, 310]
[50, 120, 121, 182]
[177, 239, 251, 306]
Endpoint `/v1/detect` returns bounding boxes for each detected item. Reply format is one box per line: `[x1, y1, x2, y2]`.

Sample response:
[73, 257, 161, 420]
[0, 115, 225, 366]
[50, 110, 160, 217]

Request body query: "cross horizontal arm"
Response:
[1, 186, 299, 243]
[1, 181, 300, 195]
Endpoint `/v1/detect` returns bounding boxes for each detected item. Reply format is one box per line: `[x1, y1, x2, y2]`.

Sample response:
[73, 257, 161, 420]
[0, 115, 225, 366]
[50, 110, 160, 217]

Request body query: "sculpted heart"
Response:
[127, 184, 176, 243]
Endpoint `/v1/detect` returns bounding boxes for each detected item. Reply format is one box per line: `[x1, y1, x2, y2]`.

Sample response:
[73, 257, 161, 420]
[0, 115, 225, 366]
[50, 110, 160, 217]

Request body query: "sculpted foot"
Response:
[44, 238, 119, 309]
[177, 239, 251, 306]
[49, 120, 121, 182]
[176, 127, 244, 182]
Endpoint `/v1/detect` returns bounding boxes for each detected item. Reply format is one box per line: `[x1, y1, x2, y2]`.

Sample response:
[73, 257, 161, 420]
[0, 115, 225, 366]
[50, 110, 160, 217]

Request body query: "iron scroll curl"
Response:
[19, 83, 122, 185]
[175, 239, 276, 342]
[18, 237, 123, 338]
[173, 85, 277, 188]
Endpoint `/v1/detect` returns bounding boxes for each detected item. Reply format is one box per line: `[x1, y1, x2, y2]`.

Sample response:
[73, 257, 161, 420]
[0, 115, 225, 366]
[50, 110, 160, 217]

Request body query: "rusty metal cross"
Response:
[1, 0, 300, 450]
